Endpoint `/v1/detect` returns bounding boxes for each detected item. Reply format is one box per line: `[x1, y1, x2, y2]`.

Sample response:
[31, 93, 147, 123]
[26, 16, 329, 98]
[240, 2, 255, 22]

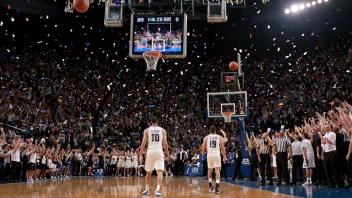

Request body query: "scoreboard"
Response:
[129, 13, 187, 59]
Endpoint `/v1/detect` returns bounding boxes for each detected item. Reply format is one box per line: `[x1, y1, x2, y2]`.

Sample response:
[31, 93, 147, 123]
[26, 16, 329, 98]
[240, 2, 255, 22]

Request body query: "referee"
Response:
[257, 131, 274, 186]
[274, 128, 292, 186]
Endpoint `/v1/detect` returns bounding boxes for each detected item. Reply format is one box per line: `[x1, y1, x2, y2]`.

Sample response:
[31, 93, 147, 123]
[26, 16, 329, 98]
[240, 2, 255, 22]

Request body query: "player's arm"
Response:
[220, 129, 228, 143]
[162, 129, 169, 159]
[220, 137, 227, 163]
[139, 129, 148, 161]
[256, 141, 261, 162]
[347, 137, 352, 161]
[302, 146, 308, 163]
[201, 136, 208, 155]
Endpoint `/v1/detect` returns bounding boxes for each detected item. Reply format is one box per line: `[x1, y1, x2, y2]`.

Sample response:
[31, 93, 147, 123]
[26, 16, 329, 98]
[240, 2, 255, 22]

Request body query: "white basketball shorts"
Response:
[303, 153, 315, 169]
[132, 161, 138, 168]
[125, 160, 132, 168]
[117, 161, 125, 168]
[207, 154, 221, 169]
[145, 149, 164, 171]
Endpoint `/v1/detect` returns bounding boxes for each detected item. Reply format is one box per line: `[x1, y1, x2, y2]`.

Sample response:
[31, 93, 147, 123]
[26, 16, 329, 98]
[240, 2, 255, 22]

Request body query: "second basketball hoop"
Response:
[143, 51, 162, 71]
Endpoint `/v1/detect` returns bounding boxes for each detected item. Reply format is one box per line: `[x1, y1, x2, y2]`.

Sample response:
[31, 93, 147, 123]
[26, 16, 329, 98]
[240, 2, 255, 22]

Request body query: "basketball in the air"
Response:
[229, 61, 238, 71]
[73, 0, 90, 13]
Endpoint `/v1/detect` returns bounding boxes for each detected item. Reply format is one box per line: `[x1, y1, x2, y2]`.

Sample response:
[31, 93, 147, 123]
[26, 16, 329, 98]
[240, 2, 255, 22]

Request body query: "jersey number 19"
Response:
[210, 141, 217, 148]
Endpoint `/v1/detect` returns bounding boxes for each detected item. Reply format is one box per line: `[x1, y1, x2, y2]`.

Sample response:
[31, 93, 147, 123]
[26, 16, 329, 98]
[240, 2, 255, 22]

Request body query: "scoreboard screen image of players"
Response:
[129, 13, 187, 59]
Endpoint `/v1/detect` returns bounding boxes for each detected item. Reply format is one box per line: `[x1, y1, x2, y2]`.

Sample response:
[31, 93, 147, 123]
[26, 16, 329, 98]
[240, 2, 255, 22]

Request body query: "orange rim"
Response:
[222, 112, 234, 116]
[144, 51, 162, 57]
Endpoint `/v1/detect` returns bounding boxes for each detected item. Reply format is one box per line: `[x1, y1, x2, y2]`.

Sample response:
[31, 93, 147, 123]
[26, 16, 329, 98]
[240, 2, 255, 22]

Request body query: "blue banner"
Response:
[184, 155, 204, 176]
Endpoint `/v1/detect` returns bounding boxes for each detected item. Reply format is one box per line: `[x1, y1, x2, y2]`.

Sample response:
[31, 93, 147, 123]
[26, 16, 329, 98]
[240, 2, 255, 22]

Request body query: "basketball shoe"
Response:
[215, 183, 220, 194]
[142, 189, 149, 195]
[155, 191, 162, 197]
[209, 182, 214, 192]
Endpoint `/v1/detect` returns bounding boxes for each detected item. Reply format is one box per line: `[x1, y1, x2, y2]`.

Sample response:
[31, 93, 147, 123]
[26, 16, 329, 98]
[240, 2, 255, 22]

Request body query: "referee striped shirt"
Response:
[257, 139, 271, 154]
[274, 137, 291, 152]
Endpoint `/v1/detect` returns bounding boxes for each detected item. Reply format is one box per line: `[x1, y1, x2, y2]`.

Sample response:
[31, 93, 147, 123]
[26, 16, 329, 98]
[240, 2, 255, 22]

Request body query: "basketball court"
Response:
[0, 177, 294, 198]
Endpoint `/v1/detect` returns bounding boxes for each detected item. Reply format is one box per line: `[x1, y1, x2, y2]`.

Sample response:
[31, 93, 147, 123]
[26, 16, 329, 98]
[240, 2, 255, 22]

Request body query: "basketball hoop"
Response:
[221, 111, 234, 123]
[143, 51, 162, 71]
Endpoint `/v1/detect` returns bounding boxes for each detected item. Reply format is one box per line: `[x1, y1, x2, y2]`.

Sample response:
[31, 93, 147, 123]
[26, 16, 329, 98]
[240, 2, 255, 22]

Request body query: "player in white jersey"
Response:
[117, 151, 125, 176]
[131, 149, 140, 176]
[125, 150, 132, 176]
[140, 116, 169, 197]
[202, 126, 227, 194]
[296, 126, 315, 186]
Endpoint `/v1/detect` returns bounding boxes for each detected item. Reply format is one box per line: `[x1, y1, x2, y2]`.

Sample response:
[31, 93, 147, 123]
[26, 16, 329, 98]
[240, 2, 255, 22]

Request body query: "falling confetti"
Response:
[268, 25, 270, 29]
[333, 27, 336, 30]
[277, 48, 280, 52]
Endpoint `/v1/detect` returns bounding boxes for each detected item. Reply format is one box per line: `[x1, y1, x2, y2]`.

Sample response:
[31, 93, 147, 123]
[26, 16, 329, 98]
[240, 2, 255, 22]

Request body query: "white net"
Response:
[222, 112, 234, 123]
[143, 51, 162, 71]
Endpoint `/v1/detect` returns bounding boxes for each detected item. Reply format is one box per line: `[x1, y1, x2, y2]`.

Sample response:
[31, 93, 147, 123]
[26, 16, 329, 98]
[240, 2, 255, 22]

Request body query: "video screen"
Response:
[224, 76, 235, 83]
[130, 14, 186, 58]
[221, 72, 237, 85]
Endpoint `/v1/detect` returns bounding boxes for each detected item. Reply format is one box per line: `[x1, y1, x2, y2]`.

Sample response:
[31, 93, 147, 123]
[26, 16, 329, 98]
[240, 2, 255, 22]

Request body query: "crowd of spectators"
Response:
[245, 40, 352, 133]
[0, 33, 351, 183]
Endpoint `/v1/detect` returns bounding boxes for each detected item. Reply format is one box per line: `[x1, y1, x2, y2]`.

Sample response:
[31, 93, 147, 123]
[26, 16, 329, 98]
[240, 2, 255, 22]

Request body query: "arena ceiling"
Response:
[0, 0, 351, 56]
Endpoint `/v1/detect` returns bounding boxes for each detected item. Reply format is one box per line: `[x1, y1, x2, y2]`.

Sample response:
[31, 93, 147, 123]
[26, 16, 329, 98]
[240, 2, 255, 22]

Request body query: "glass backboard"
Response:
[207, 91, 247, 118]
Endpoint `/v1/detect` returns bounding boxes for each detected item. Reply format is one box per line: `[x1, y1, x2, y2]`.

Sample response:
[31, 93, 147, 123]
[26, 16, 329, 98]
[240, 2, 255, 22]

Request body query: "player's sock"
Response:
[146, 184, 149, 191]
[156, 185, 161, 191]
[216, 180, 220, 184]
[208, 178, 212, 183]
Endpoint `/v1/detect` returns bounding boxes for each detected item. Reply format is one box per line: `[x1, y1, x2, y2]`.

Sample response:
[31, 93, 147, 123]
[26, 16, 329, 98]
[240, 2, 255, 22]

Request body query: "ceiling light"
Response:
[291, 4, 299, 12]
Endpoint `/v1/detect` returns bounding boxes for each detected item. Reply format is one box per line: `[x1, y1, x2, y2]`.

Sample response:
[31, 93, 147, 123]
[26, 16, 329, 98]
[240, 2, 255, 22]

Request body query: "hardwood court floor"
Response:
[0, 177, 295, 198]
